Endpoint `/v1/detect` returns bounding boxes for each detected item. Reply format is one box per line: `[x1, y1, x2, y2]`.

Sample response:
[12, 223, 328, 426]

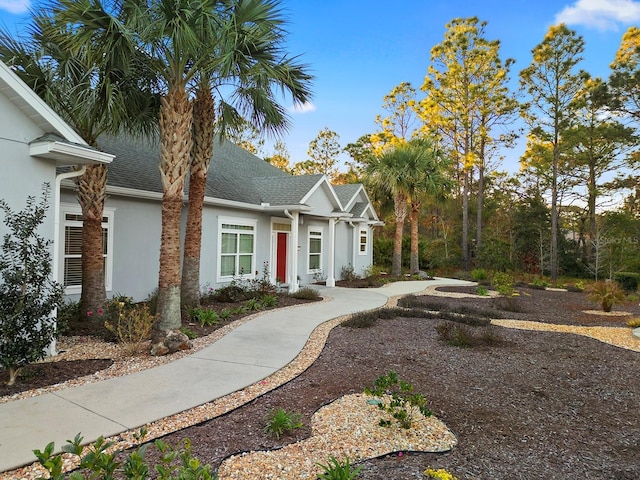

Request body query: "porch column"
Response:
[326, 217, 336, 287]
[289, 211, 300, 293]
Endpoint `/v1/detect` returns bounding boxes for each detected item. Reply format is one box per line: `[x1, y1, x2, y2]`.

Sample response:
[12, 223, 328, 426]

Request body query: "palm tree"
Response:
[0, 7, 158, 321]
[402, 139, 451, 274]
[51, 0, 311, 332]
[181, 1, 312, 311]
[365, 139, 450, 276]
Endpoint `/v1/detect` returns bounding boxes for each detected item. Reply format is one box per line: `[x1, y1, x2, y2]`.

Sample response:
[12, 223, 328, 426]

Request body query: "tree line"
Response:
[264, 19, 640, 283]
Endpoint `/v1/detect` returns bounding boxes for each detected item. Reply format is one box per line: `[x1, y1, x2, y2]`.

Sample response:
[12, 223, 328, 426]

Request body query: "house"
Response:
[1, 60, 380, 304]
[56, 134, 380, 301]
[0, 61, 113, 290]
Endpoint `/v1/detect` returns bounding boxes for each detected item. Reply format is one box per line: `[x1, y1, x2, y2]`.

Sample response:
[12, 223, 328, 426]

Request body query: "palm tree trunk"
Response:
[392, 193, 407, 276]
[181, 85, 215, 312]
[156, 84, 192, 331]
[410, 201, 421, 274]
[78, 163, 107, 321]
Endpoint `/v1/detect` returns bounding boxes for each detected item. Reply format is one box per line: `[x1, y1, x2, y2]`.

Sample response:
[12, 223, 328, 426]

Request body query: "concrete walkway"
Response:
[0, 278, 472, 472]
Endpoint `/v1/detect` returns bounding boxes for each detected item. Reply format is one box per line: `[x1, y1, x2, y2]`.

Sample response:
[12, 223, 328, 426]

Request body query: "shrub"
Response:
[0, 187, 64, 385]
[342, 311, 378, 328]
[104, 303, 155, 355]
[289, 286, 321, 300]
[491, 271, 515, 296]
[364, 370, 432, 429]
[263, 408, 303, 439]
[317, 455, 362, 480]
[219, 308, 233, 320]
[475, 285, 489, 296]
[57, 300, 80, 336]
[613, 272, 640, 292]
[424, 467, 459, 480]
[585, 281, 625, 312]
[213, 284, 247, 303]
[492, 296, 527, 313]
[340, 263, 360, 282]
[33, 434, 216, 480]
[627, 317, 640, 328]
[435, 322, 503, 347]
[470, 268, 488, 281]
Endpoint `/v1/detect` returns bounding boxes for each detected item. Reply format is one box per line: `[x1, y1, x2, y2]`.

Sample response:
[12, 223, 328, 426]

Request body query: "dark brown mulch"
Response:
[0, 359, 113, 397]
[127, 287, 639, 479]
[4, 287, 640, 479]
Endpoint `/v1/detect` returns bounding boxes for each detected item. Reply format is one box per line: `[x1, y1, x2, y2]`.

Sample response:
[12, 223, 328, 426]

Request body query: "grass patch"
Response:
[435, 322, 504, 348]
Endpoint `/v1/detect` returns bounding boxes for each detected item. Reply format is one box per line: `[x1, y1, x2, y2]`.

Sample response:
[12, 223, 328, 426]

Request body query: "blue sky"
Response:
[1, 0, 638, 172]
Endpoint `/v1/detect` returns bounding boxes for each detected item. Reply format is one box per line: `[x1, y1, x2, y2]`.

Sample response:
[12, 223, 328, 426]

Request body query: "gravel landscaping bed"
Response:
[2, 285, 639, 479]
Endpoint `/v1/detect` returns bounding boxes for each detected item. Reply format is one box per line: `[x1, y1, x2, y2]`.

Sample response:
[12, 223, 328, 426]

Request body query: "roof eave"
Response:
[31, 140, 114, 166]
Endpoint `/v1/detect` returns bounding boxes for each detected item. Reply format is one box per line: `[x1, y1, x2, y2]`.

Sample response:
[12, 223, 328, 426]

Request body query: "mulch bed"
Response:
[3, 286, 640, 479]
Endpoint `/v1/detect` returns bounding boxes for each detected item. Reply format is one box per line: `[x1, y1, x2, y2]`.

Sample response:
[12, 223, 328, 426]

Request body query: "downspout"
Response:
[284, 209, 299, 293]
[348, 221, 357, 274]
[50, 166, 86, 355]
[326, 218, 337, 287]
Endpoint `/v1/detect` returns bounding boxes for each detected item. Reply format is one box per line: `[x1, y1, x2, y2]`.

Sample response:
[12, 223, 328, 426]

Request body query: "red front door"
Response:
[276, 232, 288, 283]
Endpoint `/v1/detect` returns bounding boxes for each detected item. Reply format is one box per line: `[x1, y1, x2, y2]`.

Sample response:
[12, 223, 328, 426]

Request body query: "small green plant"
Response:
[260, 294, 278, 308]
[34, 434, 216, 480]
[424, 467, 459, 480]
[104, 303, 156, 355]
[233, 305, 248, 315]
[585, 280, 625, 312]
[626, 317, 640, 328]
[470, 268, 488, 281]
[340, 263, 360, 282]
[244, 298, 262, 311]
[364, 370, 432, 429]
[190, 307, 220, 327]
[530, 277, 549, 289]
[263, 408, 303, 439]
[290, 286, 321, 300]
[316, 455, 362, 480]
[475, 285, 488, 296]
[492, 271, 515, 296]
[179, 326, 198, 339]
[218, 308, 233, 320]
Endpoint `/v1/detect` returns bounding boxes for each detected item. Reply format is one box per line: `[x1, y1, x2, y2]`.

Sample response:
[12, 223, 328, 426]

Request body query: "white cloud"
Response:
[555, 0, 640, 30]
[0, 0, 30, 14]
[290, 101, 316, 114]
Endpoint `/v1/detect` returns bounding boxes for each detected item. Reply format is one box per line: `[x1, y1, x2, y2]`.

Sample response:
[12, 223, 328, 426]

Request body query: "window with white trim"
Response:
[308, 228, 323, 273]
[359, 227, 368, 255]
[218, 218, 256, 279]
[61, 204, 114, 294]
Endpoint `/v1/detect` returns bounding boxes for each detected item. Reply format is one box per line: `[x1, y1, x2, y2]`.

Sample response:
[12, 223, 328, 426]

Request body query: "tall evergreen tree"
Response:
[520, 23, 586, 283]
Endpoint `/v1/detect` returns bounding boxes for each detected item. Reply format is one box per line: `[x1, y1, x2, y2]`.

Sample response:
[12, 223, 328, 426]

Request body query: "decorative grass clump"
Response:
[342, 311, 378, 328]
[435, 322, 504, 348]
[289, 287, 321, 300]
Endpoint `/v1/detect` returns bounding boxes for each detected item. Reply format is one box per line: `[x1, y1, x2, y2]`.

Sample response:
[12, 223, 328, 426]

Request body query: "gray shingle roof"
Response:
[349, 201, 369, 218]
[97, 134, 306, 205]
[333, 183, 362, 208]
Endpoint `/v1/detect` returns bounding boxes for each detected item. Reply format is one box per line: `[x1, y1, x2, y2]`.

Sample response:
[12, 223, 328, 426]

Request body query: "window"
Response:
[308, 228, 323, 272]
[359, 227, 368, 255]
[61, 204, 114, 294]
[218, 218, 256, 279]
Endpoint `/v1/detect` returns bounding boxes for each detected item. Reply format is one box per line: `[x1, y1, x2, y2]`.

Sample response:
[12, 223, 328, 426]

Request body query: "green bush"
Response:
[613, 272, 640, 292]
[471, 268, 488, 281]
[0, 188, 64, 386]
[475, 285, 489, 296]
[491, 271, 515, 296]
[260, 294, 278, 308]
[340, 263, 360, 282]
[189, 307, 220, 327]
